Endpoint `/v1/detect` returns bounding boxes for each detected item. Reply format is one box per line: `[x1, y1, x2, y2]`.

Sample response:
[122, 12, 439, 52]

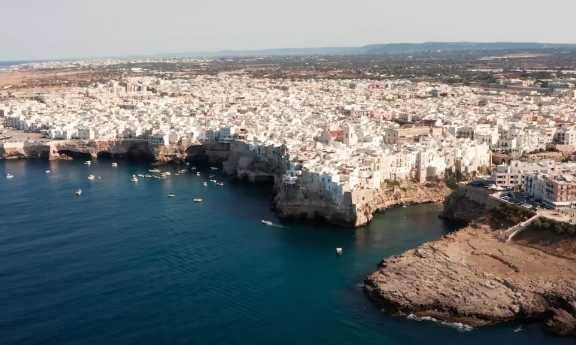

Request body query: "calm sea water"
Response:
[0, 160, 572, 345]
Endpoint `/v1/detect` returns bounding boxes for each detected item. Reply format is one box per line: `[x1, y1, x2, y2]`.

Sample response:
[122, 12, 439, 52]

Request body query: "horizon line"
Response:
[3, 40, 576, 63]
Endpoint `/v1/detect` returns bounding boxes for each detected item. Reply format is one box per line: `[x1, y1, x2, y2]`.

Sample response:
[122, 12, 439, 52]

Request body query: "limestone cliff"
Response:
[364, 225, 576, 336]
[353, 182, 450, 226]
[274, 181, 450, 227]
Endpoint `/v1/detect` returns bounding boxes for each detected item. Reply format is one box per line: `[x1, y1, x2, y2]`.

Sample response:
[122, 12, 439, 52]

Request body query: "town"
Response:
[1, 58, 576, 225]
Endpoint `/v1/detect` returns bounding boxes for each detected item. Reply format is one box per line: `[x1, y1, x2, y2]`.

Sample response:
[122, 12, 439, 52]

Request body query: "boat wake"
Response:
[261, 220, 285, 228]
[406, 314, 473, 332]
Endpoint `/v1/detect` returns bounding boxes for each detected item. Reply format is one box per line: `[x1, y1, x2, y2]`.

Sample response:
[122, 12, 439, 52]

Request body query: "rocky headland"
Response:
[365, 185, 576, 336]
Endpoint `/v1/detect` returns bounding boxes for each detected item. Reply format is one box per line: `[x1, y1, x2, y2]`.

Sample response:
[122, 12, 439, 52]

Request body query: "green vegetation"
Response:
[488, 204, 535, 230]
[528, 218, 576, 236]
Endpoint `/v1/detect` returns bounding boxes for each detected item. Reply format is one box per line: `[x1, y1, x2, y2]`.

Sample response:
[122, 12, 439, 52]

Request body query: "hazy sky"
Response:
[1, 0, 575, 60]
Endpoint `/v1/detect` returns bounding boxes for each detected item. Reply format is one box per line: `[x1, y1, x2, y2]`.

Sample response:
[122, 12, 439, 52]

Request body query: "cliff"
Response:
[364, 225, 576, 336]
[354, 181, 450, 226]
[2, 137, 448, 228]
[274, 181, 450, 227]
[365, 186, 576, 336]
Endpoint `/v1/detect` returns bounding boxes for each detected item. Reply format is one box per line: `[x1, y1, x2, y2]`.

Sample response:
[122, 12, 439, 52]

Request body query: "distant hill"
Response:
[171, 42, 576, 58]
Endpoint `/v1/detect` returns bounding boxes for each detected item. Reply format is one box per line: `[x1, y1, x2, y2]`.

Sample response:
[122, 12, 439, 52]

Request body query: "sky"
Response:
[1, 0, 575, 61]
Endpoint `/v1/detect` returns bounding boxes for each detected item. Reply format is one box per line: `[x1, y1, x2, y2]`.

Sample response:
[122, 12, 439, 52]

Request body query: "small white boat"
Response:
[193, 198, 204, 203]
[336, 248, 343, 256]
[168, 193, 176, 198]
[162, 172, 171, 177]
[513, 326, 523, 333]
[45, 170, 51, 174]
[131, 175, 139, 183]
[75, 189, 83, 196]
[87, 174, 96, 181]
[112, 162, 118, 167]
[84, 161, 92, 166]
[210, 167, 218, 171]
[137, 174, 145, 178]
[196, 172, 201, 176]
[261, 220, 274, 226]
[203, 182, 208, 187]
[5, 173, 14, 179]
[217, 182, 224, 186]
[149, 169, 161, 173]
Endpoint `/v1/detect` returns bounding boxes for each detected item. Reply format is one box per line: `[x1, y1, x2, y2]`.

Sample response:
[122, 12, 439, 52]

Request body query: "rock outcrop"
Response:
[354, 182, 450, 226]
[274, 181, 450, 227]
[364, 226, 576, 335]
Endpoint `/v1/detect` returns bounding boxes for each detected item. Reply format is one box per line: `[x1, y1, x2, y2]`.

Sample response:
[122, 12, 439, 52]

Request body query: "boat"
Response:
[131, 175, 139, 183]
[111, 162, 118, 167]
[196, 172, 201, 176]
[203, 182, 208, 187]
[84, 161, 92, 166]
[5, 173, 14, 179]
[513, 326, 523, 333]
[45, 170, 51, 174]
[149, 168, 161, 173]
[168, 193, 176, 198]
[217, 182, 224, 186]
[161, 172, 171, 177]
[87, 174, 96, 181]
[75, 189, 83, 196]
[261, 220, 274, 226]
[336, 248, 343, 256]
[210, 167, 218, 171]
[193, 198, 203, 203]
[137, 174, 145, 178]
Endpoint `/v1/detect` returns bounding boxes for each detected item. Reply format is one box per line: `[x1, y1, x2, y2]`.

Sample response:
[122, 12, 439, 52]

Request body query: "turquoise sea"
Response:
[0, 160, 572, 345]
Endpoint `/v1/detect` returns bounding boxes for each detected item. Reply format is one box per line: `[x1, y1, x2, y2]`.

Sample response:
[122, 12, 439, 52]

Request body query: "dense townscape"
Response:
[2, 58, 576, 216]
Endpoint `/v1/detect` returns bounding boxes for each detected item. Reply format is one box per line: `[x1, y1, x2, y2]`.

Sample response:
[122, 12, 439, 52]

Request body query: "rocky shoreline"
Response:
[1, 138, 449, 228]
[364, 186, 576, 336]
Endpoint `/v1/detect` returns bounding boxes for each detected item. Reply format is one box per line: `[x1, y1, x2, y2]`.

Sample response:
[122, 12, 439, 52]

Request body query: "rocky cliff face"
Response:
[273, 187, 357, 226]
[364, 225, 576, 336]
[274, 181, 450, 227]
[2, 138, 448, 228]
[0, 142, 50, 160]
[354, 182, 450, 226]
